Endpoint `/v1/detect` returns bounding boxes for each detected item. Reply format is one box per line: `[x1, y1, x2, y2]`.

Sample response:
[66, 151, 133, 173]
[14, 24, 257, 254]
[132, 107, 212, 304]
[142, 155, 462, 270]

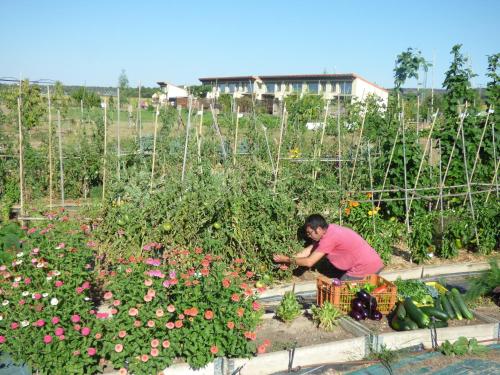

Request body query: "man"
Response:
[273, 214, 384, 280]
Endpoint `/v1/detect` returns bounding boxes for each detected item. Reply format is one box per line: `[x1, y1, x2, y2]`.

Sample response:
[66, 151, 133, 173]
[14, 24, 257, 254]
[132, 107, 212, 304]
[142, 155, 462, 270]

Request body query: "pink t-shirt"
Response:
[314, 224, 383, 277]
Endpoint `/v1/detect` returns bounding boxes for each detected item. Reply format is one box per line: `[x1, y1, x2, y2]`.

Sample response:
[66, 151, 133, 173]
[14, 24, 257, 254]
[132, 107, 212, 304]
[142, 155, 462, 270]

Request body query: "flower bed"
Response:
[0, 214, 267, 374]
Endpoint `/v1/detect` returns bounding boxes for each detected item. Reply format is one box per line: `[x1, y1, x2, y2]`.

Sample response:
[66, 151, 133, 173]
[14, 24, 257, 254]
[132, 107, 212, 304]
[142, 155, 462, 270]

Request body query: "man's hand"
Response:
[273, 254, 290, 263]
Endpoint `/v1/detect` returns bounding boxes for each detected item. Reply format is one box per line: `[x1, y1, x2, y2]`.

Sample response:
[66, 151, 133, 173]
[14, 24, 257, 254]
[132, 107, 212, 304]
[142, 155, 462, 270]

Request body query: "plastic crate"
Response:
[316, 274, 397, 314]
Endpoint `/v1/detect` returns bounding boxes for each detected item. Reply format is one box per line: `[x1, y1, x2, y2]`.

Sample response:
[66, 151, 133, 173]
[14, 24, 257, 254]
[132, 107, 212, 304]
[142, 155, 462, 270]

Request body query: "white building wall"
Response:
[163, 84, 188, 99]
[352, 78, 388, 106]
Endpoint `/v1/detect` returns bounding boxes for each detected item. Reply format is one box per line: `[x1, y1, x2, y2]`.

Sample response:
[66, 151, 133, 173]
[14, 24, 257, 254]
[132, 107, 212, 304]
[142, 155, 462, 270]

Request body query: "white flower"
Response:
[53, 270, 61, 276]
[50, 297, 59, 306]
[46, 276, 53, 281]
[22, 291, 29, 297]
[14, 276, 22, 282]
[42, 293, 48, 298]
[21, 320, 29, 327]
[84, 297, 90, 301]
[2, 300, 9, 306]
[36, 263, 44, 268]
[0, 315, 3, 321]
[16, 252, 24, 258]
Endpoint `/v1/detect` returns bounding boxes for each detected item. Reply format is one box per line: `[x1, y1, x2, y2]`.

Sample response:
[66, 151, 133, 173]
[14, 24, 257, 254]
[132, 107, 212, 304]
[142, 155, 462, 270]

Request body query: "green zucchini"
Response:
[420, 306, 449, 321]
[403, 317, 419, 330]
[451, 288, 473, 320]
[395, 302, 406, 319]
[446, 292, 463, 320]
[434, 296, 443, 311]
[390, 316, 414, 331]
[441, 293, 456, 319]
[404, 298, 430, 328]
[431, 320, 448, 328]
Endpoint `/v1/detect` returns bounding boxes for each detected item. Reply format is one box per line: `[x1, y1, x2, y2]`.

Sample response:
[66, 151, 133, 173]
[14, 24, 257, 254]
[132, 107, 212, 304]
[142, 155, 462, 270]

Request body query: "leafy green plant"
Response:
[439, 337, 489, 356]
[276, 290, 301, 323]
[311, 301, 342, 331]
[465, 259, 500, 303]
[409, 211, 436, 263]
[369, 344, 397, 375]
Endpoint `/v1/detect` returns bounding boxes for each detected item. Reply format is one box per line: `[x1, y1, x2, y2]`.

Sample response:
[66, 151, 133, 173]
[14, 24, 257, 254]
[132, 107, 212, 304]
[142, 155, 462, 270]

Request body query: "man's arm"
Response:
[295, 244, 314, 258]
[273, 249, 325, 268]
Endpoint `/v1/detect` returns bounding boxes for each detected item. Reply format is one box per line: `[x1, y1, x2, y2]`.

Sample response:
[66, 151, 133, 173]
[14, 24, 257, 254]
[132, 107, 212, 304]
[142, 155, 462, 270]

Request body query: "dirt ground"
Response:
[474, 305, 500, 321]
[255, 315, 354, 352]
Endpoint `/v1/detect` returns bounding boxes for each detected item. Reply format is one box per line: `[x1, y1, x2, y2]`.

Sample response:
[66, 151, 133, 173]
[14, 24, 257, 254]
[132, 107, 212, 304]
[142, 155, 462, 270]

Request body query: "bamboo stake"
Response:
[401, 109, 410, 234]
[313, 100, 330, 180]
[367, 141, 376, 234]
[181, 97, 193, 183]
[56, 111, 65, 207]
[273, 106, 287, 193]
[468, 107, 491, 180]
[149, 104, 160, 192]
[138, 82, 142, 153]
[491, 112, 498, 199]
[117, 87, 121, 180]
[434, 103, 468, 209]
[407, 110, 439, 215]
[209, 103, 227, 160]
[485, 158, 499, 203]
[337, 93, 343, 224]
[349, 107, 367, 186]
[233, 106, 240, 166]
[47, 86, 53, 209]
[197, 105, 204, 172]
[459, 108, 480, 248]
[377, 126, 400, 207]
[102, 99, 108, 202]
[17, 96, 24, 218]
[438, 140, 444, 236]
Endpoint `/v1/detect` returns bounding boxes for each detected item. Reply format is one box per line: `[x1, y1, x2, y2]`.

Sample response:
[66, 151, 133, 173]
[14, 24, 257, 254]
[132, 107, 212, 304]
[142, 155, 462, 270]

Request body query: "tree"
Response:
[485, 53, 499, 112]
[118, 69, 129, 104]
[71, 87, 101, 108]
[52, 81, 69, 117]
[393, 48, 431, 92]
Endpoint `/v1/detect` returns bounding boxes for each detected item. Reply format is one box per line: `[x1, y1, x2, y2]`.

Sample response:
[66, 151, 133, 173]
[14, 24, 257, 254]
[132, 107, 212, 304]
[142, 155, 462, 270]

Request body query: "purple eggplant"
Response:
[351, 298, 365, 312]
[349, 310, 363, 321]
[371, 310, 383, 321]
[356, 290, 371, 303]
[361, 308, 369, 320]
[367, 297, 378, 314]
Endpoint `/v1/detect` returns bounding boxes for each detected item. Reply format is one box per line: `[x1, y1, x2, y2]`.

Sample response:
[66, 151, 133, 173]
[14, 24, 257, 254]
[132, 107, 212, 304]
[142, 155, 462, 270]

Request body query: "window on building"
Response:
[292, 82, 302, 92]
[228, 83, 236, 93]
[341, 81, 352, 94]
[219, 83, 226, 93]
[266, 82, 275, 93]
[308, 82, 319, 93]
[320, 82, 327, 93]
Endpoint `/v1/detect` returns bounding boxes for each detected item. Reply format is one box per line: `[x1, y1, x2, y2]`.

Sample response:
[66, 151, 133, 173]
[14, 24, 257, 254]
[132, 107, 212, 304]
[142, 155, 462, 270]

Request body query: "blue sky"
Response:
[1, 0, 499, 89]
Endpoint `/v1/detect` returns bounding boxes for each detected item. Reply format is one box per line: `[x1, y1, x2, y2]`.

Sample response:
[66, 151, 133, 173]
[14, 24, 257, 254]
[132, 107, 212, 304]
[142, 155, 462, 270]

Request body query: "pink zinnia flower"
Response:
[118, 330, 127, 338]
[0, 336, 5, 344]
[147, 320, 155, 328]
[95, 332, 102, 339]
[128, 308, 138, 317]
[210, 345, 219, 354]
[70, 314, 81, 323]
[134, 320, 142, 328]
[43, 335, 53, 344]
[87, 347, 96, 356]
[55, 327, 64, 336]
[231, 293, 240, 302]
[81, 327, 91, 336]
[51, 317, 60, 324]
[143, 294, 152, 302]
[10, 322, 19, 330]
[151, 339, 160, 348]
[165, 322, 175, 329]
[150, 348, 159, 357]
[141, 354, 149, 362]
[204, 310, 214, 320]
[174, 320, 183, 328]
[33, 293, 42, 300]
[113, 299, 121, 306]
[74, 324, 81, 331]
[24, 278, 31, 285]
[54, 280, 64, 287]
[82, 281, 90, 289]
[227, 321, 235, 329]
[144, 279, 153, 286]
[96, 312, 109, 319]
[115, 344, 123, 353]
[35, 319, 45, 327]
[103, 291, 113, 300]
[155, 309, 164, 318]
[252, 301, 261, 311]
[162, 340, 170, 349]
[166, 304, 175, 313]
[257, 344, 267, 354]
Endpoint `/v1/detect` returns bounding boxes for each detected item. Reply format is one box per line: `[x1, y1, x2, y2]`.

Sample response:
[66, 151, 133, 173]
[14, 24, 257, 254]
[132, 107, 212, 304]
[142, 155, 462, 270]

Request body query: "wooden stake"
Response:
[117, 87, 121, 180]
[313, 100, 330, 180]
[149, 104, 159, 192]
[337, 94, 343, 224]
[181, 97, 193, 183]
[367, 141, 376, 234]
[233, 106, 240, 166]
[47, 86, 53, 209]
[273, 106, 287, 193]
[102, 99, 108, 202]
[197, 105, 204, 172]
[349, 107, 367, 186]
[490, 110, 498, 199]
[438, 140, 444, 236]
[407, 110, 439, 215]
[485, 158, 499, 203]
[209, 103, 227, 160]
[401, 109, 410, 234]
[57, 111, 65, 207]
[377, 126, 400, 207]
[17, 96, 24, 218]
[138, 82, 142, 152]
[468, 107, 491, 184]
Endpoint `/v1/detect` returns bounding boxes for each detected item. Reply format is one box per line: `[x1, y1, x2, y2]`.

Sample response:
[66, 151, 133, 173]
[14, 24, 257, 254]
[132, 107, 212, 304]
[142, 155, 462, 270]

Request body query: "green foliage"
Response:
[369, 344, 397, 375]
[409, 211, 436, 263]
[394, 48, 431, 91]
[285, 94, 324, 128]
[276, 290, 301, 323]
[1, 80, 46, 130]
[440, 337, 489, 356]
[189, 84, 212, 98]
[311, 301, 342, 331]
[465, 259, 500, 302]
[71, 87, 101, 108]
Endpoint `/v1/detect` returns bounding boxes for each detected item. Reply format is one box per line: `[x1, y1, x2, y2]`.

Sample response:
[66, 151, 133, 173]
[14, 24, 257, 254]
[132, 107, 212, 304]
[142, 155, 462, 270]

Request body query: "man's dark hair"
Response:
[304, 214, 328, 230]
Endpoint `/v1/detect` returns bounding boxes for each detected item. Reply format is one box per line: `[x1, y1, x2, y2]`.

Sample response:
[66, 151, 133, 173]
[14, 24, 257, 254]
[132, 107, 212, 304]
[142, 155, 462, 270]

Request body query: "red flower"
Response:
[222, 278, 231, 288]
[231, 293, 240, 302]
[201, 268, 209, 276]
[174, 320, 183, 328]
[237, 308, 244, 317]
[227, 321, 235, 329]
[210, 345, 218, 354]
[257, 344, 267, 354]
[246, 271, 254, 278]
[204, 310, 214, 320]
